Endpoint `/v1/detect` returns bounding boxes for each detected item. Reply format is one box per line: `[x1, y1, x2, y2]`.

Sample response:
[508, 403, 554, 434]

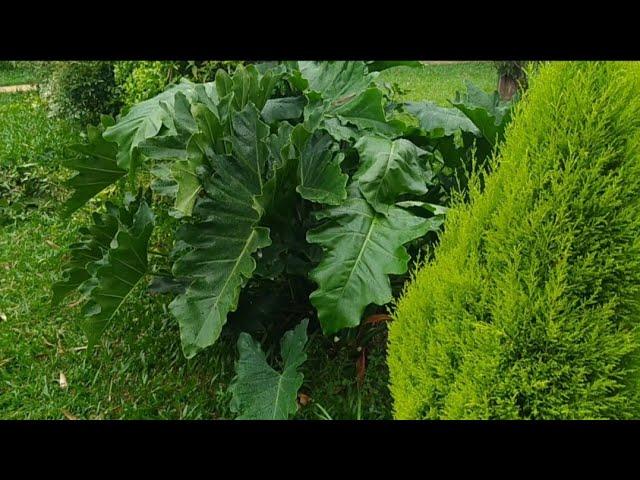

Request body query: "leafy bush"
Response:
[52, 62, 512, 418]
[388, 61, 640, 419]
[40, 61, 119, 125]
[114, 61, 175, 108]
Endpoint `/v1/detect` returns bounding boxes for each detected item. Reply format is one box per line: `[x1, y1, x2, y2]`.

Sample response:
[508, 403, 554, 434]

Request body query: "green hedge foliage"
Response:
[387, 61, 640, 419]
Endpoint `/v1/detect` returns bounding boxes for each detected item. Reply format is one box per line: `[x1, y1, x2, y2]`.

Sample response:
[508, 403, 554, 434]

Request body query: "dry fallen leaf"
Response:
[61, 409, 78, 420]
[0, 312, 6, 322]
[297, 392, 312, 407]
[364, 313, 391, 325]
[45, 240, 61, 249]
[356, 348, 367, 389]
[59, 372, 68, 389]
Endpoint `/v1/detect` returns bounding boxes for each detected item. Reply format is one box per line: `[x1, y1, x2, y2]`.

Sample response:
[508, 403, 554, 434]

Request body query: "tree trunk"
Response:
[498, 74, 519, 101]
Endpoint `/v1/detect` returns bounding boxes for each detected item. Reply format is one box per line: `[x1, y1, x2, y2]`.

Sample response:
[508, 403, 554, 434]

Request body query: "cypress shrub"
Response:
[387, 62, 640, 419]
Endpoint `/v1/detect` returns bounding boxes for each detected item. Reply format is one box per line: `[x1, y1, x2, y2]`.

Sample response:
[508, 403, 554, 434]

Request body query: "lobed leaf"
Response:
[169, 104, 273, 358]
[81, 197, 155, 345]
[229, 318, 309, 420]
[291, 125, 348, 206]
[450, 81, 514, 146]
[62, 117, 126, 216]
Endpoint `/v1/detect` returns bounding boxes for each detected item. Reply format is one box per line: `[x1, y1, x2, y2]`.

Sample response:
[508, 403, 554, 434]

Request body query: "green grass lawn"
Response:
[0, 62, 498, 419]
[0, 64, 40, 87]
[378, 62, 497, 104]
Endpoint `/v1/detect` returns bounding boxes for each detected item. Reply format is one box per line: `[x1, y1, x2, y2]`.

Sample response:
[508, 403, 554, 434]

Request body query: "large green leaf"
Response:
[62, 117, 126, 216]
[353, 136, 428, 215]
[291, 125, 347, 206]
[229, 318, 308, 420]
[334, 88, 403, 137]
[298, 61, 375, 101]
[80, 195, 155, 345]
[168, 158, 204, 218]
[404, 101, 480, 137]
[169, 104, 272, 358]
[52, 205, 120, 305]
[365, 60, 422, 72]
[297, 61, 400, 140]
[215, 64, 279, 112]
[261, 96, 305, 124]
[305, 85, 403, 141]
[450, 81, 513, 146]
[103, 82, 200, 171]
[307, 187, 437, 333]
[253, 123, 308, 280]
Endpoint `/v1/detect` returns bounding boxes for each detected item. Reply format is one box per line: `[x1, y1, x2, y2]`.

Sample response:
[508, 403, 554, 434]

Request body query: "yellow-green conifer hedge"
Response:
[388, 62, 640, 419]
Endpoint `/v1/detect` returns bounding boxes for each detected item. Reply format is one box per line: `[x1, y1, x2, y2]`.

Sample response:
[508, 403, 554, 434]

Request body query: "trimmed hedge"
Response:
[388, 62, 640, 419]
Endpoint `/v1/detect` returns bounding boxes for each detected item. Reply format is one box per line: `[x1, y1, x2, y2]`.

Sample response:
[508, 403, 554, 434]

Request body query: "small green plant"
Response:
[230, 318, 309, 419]
[388, 61, 640, 420]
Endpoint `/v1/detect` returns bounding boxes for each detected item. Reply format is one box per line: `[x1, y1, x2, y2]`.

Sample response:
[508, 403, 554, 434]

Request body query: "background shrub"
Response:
[387, 61, 640, 419]
[40, 61, 119, 125]
[114, 61, 174, 108]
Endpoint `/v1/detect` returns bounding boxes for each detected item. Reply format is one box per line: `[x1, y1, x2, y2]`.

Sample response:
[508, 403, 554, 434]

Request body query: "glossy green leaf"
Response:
[298, 61, 375, 101]
[313, 87, 403, 140]
[62, 118, 126, 216]
[353, 136, 428, 215]
[103, 82, 200, 171]
[307, 188, 435, 333]
[451, 81, 513, 146]
[291, 125, 347, 206]
[261, 96, 305, 124]
[81, 195, 155, 345]
[230, 318, 308, 420]
[365, 60, 422, 72]
[138, 92, 203, 218]
[298, 61, 390, 140]
[169, 104, 272, 358]
[404, 101, 479, 137]
[52, 205, 120, 304]
[215, 64, 279, 112]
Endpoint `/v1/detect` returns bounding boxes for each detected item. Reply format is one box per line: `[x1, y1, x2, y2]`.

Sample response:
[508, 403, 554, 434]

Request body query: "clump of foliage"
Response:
[53, 61, 513, 419]
[40, 61, 120, 125]
[114, 61, 244, 109]
[114, 61, 171, 108]
[388, 61, 640, 419]
[0, 163, 52, 225]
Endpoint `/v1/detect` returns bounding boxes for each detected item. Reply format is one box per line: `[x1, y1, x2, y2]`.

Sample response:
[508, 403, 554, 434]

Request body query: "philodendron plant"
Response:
[53, 61, 514, 418]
